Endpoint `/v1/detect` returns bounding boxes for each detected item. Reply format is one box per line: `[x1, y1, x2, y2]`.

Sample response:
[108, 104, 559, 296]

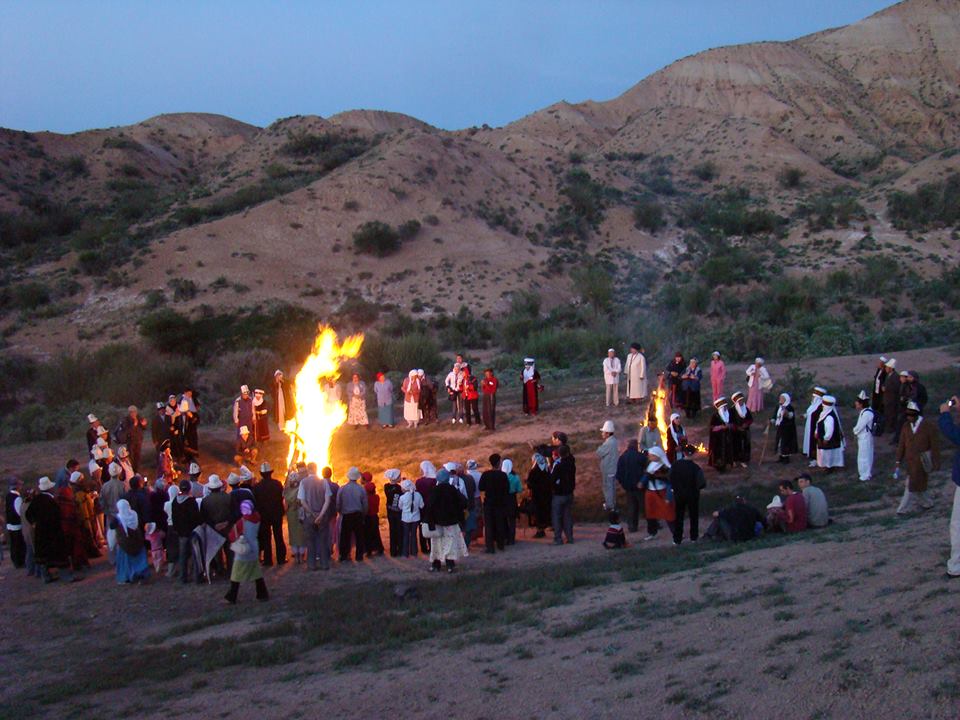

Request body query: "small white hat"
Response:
[118, 446, 129, 458]
[156, 401, 165, 409]
[384, 468, 401, 481]
[108, 462, 122, 477]
[240, 385, 250, 394]
[813, 386, 827, 396]
[885, 358, 897, 369]
[443, 462, 458, 473]
[714, 396, 729, 408]
[731, 391, 744, 402]
[755, 357, 764, 364]
[87, 414, 98, 423]
[239, 425, 250, 435]
[144, 522, 156, 535]
[857, 390, 870, 401]
[601, 420, 615, 433]
[274, 369, 283, 377]
[38, 476, 54, 492]
[879, 356, 888, 363]
[347, 467, 362, 481]
[128, 405, 138, 413]
[766, 495, 783, 510]
[712, 351, 721, 358]
[207, 474, 223, 490]
[523, 357, 535, 363]
[239, 465, 254, 481]
[822, 395, 837, 406]
[254, 388, 265, 395]
[260, 462, 272, 474]
[69, 471, 83, 484]
[906, 400, 920, 413]
[899, 371, 910, 377]
[607, 348, 615, 353]
[96, 437, 108, 448]
[226, 472, 242, 486]
[96, 425, 108, 436]
[188, 462, 201, 475]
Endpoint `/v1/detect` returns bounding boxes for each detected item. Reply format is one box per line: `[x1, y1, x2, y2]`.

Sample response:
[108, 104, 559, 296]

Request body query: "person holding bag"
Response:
[225, 500, 268, 604]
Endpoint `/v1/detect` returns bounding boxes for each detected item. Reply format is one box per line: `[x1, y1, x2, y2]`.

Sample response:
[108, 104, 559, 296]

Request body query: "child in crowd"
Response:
[144, 522, 166, 573]
[603, 511, 627, 549]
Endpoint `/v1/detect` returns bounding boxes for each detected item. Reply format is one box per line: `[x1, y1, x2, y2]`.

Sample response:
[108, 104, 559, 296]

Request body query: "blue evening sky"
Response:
[0, 0, 895, 133]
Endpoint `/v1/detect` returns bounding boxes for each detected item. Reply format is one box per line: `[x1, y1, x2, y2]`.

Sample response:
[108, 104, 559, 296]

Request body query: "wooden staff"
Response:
[758, 421, 772, 464]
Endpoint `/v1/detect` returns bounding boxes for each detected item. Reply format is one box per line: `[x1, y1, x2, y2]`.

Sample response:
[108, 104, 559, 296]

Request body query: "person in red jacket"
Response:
[462, 365, 481, 427]
[481, 368, 499, 431]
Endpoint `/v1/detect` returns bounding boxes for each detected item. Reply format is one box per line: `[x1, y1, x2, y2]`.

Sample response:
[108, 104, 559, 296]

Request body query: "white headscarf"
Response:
[115, 499, 138, 532]
[646, 446, 672, 474]
[523, 359, 536, 382]
[501, 459, 513, 475]
[419, 461, 437, 479]
[776, 393, 791, 426]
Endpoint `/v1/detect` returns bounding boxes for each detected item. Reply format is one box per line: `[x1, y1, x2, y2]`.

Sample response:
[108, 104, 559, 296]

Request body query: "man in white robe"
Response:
[803, 387, 827, 468]
[624, 344, 647, 403]
[852, 391, 875, 482]
[815, 395, 845, 469]
[602, 349, 622, 407]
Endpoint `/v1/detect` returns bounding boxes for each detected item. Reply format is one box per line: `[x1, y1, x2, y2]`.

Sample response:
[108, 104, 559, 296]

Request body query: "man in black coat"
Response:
[25, 477, 72, 582]
[615, 440, 647, 533]
[253, 463, 286, 566]
[669, 456, 706, 544]
[550, 445, 577, 545]
[478, 454, 509, 553]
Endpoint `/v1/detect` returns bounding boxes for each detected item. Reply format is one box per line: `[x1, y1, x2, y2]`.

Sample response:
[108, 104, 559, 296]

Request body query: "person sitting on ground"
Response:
[704, 496, 766, 542]
[602, 511, 628, 549]
[767, 480, 807, 533]
[797, 473, 829, 528]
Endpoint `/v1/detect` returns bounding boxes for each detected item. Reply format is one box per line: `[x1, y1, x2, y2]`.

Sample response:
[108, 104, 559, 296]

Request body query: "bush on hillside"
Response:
[360, 332, 444, 376]
[888, 173, 960, 230]
[633, 197, 666, 233]
[353, 221, 401, 257]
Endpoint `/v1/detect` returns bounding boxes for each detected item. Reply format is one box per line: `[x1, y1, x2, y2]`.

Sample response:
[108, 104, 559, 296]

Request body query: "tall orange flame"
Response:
[284, 325, 364, 471]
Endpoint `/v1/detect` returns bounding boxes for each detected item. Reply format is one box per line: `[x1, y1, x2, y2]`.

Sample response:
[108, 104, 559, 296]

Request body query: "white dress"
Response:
[853, 408, 875, 481]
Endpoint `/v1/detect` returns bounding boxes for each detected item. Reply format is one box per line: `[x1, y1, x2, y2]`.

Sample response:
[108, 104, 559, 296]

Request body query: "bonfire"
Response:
[283, 325, 364, 470]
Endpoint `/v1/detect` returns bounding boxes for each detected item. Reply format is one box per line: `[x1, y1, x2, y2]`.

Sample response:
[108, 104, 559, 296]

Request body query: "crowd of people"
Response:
[4, 349, 960, 597]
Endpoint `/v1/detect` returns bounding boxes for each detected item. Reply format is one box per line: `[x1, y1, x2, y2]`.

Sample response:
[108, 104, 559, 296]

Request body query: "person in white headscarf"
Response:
[112, 499, 150, 584]
[522, 358, 542, 415]
[425, 468, 469, 572]
[401, 370, 421, 429]
[398, 479, 424, 557]
[815, 396, 845, 470]
[853, 391, 876, 481]
[773, 393, 798, 463]
[708, 397, 735, 472]
[745, 358, 771, 413]
[803, 387, 827, 468]
[502, 459, 523, 544]
[641, 446, 675, 541]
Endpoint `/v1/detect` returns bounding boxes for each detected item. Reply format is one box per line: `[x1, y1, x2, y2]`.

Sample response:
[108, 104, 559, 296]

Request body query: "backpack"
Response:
[867, 409, 882, 437]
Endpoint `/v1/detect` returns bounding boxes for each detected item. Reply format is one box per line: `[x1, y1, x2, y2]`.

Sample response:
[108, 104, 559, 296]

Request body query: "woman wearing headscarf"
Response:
[163, 483, 180, 577]
[425, 468, 468, 573]
[401, 370, 421, 429]
[373, 372, 395, 428]
[746, 358, 771, 413]
[346, 373, 369, 430]
[665, 352, 685, 409]
[773, 393, 798, 463]
[60, 473, 93, 568]
[710, 351, 726, 402]
[362, 472, 384, 557]
[502, 459, 522, 545]
[641, 447, 675, 541]
[225, 499, 268, 603]
[398, 479, 424, 557]
[521, 358, 542, 416]
[283, 466, 306, 564]
[680, 358, 703, 418]
[383, 469, 404, 556]
[416, 461, 438, 553]
[112, 499, 151, 584]
[526, 451, 553, 538]
[666, 413, 688, 465]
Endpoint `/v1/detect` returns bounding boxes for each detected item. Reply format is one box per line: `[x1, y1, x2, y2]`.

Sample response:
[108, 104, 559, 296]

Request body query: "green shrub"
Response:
[888, 173, 960, 230]
[397, 219, 421, 241]
[353, 221, 400, 257]
[692, 161, 718, 182]
[167, 278, 198, 301]
[570, 261, 614, 315]
[437, 305, 493, 350]
[203, 349, 281, 404]
[63, 155, 89, 177]
[361, 332, 443, 375]
[778, 166, 805, 188]
[12, 282, 51, 310]
[633, 197, 666, 233]
[335, 293, 380, 329]
[102, 136, 144, 151]
[279, 132, 371, 171]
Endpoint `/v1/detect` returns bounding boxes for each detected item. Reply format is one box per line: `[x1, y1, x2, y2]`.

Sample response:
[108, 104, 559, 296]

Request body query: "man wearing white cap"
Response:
[895, 400, 940, 515]
[853, 391, 876, 482]
[882, 359, 900, 437]
[603, 349, 622, 407]
[116, 405, 147, 472]
[624, 343, 647, 404]
[871, 357, 889, 430]
[803, 387, 827, 468]
[85, 414, 106, 456]
[253, 463, 286, 566]
[815, 396, 845, 470]
[596, 420, 619, 510]
[233, 385, 254, 439]
[25, 477, 75, 583]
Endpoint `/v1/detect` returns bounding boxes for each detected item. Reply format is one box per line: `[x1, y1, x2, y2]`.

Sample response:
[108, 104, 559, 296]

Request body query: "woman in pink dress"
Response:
[710, 351, 726, 401]
[745, 357, 771, 413]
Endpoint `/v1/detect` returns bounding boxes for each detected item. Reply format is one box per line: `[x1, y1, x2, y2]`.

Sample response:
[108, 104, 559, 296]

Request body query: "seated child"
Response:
[603, 511, 628, 549]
